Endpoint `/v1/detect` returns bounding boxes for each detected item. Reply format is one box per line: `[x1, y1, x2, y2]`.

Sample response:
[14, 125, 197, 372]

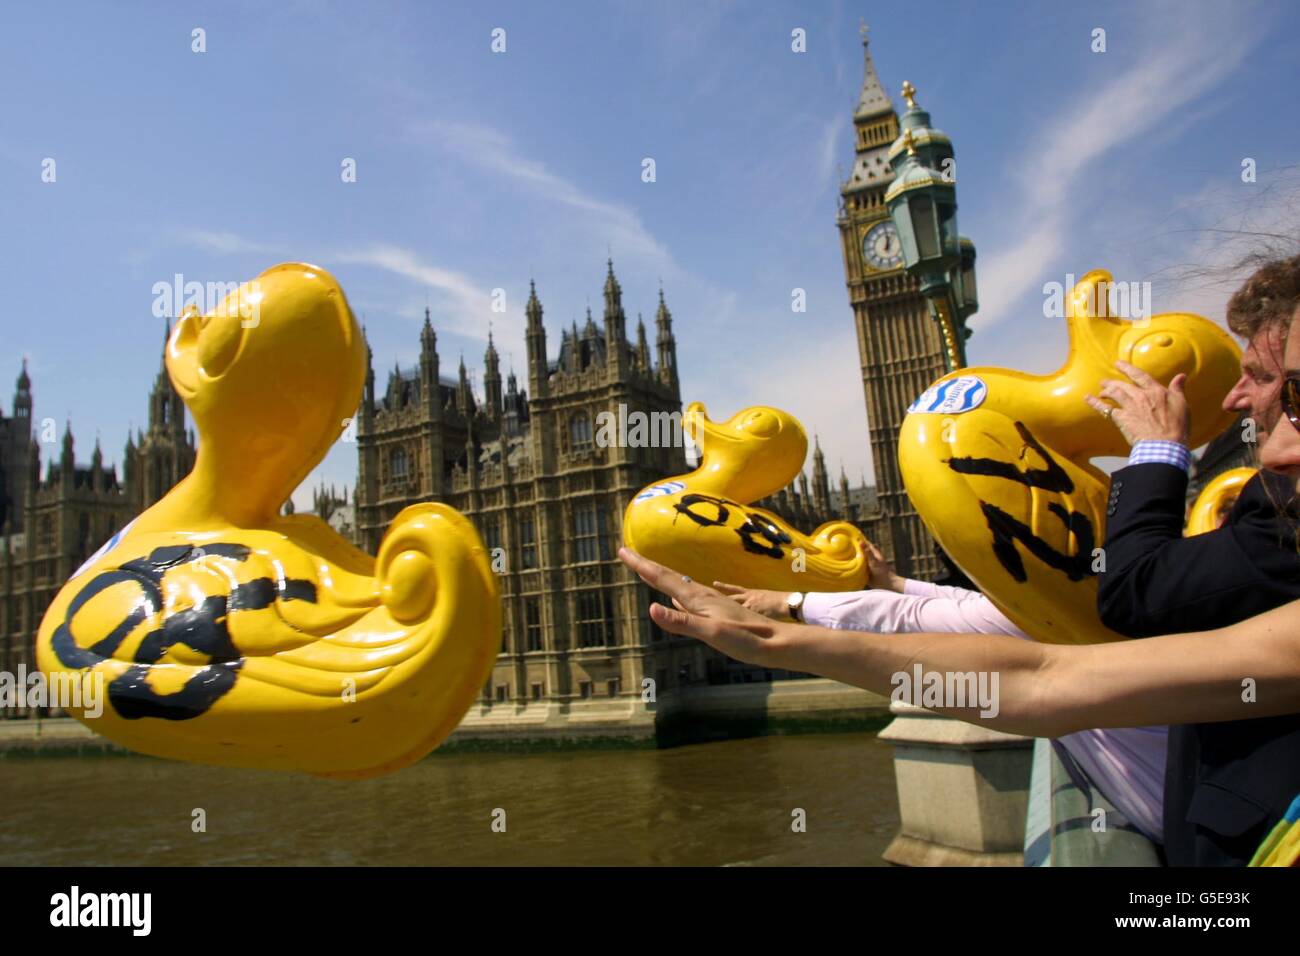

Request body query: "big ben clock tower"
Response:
[837, 26, 956, 580]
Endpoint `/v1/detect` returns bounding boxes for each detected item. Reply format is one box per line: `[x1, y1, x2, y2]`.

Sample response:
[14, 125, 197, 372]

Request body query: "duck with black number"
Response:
[622, 402, 871, 593]
[35, 263, 501, 778]
[897, 270, 1241, 645]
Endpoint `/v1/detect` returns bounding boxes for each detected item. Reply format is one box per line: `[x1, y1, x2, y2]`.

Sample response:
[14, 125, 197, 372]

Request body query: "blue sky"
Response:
[2, 0, 1298, 509]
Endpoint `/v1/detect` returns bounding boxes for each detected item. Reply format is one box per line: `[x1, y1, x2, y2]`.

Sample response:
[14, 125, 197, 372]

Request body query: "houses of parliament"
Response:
[0, 33, 952, 722]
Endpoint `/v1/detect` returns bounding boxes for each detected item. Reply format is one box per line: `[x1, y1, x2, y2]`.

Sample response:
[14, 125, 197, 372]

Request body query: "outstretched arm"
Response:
[621, 547, 1300, 738]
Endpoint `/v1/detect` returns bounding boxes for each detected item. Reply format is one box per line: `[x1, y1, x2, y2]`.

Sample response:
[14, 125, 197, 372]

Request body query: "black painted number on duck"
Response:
[944, 421, 1097, 582]
[50, 543, 317, 720]
[672, 493, 793, 559]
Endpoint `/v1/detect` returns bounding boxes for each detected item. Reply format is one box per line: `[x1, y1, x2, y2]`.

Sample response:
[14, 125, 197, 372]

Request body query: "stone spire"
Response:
[812, 434, 831, 516]
[3, 359, 34, 532]
[843, 22, 902, 193]
[655, 287, 678, 394]
[14, 357, 31, 410]
[483, 328, 502, 421]
[457, 353, 472, 414]
[854, 22, 893, 119]
[419, 307, 442, 420]
[603, 258, 627, 379]
[420, 306, 437, 354]
[361, 324, 376, 428]
[148, 319, 185, 436]
[635, 313, 651, 370]
[525, 279, 548, 399]
[60, 421, 74, 491]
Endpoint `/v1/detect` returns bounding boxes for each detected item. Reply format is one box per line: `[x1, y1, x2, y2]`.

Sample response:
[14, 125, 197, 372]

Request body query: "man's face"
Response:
[1259, 311, 1300, 486]
[1223, 322, 1287, 448]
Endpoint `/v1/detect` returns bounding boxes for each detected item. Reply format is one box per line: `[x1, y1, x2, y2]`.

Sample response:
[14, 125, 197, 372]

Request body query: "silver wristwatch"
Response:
[786, 591, 806, 622]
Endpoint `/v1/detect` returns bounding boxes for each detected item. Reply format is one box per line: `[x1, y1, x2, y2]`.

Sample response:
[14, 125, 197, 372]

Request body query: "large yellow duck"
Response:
[35, 263, 500, 778]
[898, 270, 1241, 645]
[1186, 466, 1257, 535]
[622, 402, 870, 592]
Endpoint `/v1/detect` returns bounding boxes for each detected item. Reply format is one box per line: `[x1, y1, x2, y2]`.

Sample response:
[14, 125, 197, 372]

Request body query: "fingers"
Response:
[1115, 361, 1186, 401]
[712, 582, 744, 594]
[618, 546, 710, 605]
[618, 545, 669, 580]
[1098, 379, 1143, 406]
[649, 602, 712, 642]
[1114, 360, 1158, 388]
[1083, 394, 1117, 418]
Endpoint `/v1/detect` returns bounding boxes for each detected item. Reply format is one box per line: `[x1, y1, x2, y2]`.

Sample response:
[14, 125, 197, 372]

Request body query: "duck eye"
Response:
[196, 313, 244, 378]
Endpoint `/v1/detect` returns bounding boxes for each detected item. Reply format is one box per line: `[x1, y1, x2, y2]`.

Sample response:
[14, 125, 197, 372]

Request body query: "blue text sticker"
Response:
[635, 480, 686, 501]
[907, 375, 988, 415]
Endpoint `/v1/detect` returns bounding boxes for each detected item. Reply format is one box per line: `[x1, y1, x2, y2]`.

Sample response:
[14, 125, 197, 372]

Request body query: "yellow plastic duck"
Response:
[898, 270, 1241, 645]
[621, 402, 870, 592]
[1186, 466, 1258, 536]
[35, 263, 500, 778]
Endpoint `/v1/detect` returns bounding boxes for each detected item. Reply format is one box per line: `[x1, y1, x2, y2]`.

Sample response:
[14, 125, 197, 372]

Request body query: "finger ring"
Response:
[1103, 407, 1113, 419]
[682, 575, 692, 583]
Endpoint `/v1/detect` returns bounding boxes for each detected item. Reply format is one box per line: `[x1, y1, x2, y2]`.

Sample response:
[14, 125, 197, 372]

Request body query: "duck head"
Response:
[163, 263, 366, 528]
[1062, 270, 1241, 456]
[684, 401, 807, 503]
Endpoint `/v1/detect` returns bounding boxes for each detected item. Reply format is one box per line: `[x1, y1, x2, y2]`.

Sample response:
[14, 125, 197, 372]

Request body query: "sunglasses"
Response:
[1283, 375, 1300, 431]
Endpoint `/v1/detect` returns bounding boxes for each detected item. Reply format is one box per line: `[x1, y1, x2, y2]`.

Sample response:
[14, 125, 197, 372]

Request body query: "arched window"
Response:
[390, 447, 408, 481]
[569, 413, 593, 453]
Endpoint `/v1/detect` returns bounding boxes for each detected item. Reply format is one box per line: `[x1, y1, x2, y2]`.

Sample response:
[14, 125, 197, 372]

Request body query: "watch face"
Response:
[863, 221, 903, 271]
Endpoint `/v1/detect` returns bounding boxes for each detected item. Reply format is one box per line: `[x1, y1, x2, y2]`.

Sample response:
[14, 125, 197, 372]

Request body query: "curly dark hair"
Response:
[1225, 254, 1300, 338]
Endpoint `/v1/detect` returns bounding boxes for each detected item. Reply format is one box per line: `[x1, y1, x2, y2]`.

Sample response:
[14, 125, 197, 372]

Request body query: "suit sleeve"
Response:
[1097, 463, 1270, 637]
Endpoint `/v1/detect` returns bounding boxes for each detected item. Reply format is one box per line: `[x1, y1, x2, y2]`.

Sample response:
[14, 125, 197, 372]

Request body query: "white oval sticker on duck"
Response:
[635, 480, 686, 502]
[908, 376, 988, 415]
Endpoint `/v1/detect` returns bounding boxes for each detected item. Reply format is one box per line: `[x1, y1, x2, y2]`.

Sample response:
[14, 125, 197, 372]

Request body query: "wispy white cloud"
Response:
[332, 243, 495, 338]
[408, 119, 672, 264]
[817, 116, 842, 186]
[174, 229, 280, 256]
[972, 7, 1265, 331]
[170, 227, 500, 341]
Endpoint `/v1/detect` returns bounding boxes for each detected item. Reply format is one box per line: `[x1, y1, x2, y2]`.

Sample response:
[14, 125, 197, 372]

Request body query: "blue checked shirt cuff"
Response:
[1128, 440, 1192, 473]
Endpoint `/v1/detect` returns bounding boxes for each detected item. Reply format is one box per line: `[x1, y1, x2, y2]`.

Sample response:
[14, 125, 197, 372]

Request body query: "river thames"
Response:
[0, 732, 898, 866]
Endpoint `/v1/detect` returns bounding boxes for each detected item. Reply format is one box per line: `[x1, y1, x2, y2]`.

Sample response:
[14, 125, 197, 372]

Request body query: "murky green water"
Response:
[0, 733, 898, 866]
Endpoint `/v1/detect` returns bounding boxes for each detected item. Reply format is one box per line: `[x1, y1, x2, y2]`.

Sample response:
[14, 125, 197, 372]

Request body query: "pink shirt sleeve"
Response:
[800, 582, 1027, 638]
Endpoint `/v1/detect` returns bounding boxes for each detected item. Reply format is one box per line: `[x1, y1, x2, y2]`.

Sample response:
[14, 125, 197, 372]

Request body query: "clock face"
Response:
[863, 221, 903, 271]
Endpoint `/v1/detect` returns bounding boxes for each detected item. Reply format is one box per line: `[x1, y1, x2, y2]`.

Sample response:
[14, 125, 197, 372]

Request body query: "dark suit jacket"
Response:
[1098, 464, 1300, 866]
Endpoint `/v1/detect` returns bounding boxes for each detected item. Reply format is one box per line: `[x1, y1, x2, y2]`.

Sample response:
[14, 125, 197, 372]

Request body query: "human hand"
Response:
[619, 547, 793, 667]
[712, 582, 794, 619]
[1084, 360, 1190, 446]
[865, 539, 905, 592]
